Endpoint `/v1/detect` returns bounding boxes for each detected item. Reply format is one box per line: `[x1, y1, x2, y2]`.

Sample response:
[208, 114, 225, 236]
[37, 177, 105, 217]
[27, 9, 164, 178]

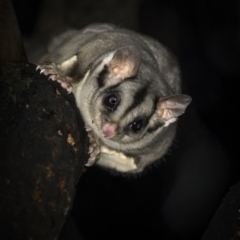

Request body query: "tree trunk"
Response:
[0, 0, 88, 239]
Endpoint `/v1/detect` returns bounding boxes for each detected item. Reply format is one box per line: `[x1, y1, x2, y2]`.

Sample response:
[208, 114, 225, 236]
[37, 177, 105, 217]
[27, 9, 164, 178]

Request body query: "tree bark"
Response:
[0, 1, 88, 239]
[0, 62, 88, 240]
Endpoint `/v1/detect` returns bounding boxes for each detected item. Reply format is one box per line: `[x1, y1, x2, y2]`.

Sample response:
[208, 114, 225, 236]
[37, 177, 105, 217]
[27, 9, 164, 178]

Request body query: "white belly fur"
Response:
[98, 146, 137, 172]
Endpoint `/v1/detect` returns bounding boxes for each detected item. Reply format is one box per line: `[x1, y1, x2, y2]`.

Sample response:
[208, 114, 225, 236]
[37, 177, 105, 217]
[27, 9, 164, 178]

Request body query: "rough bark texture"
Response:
[1, 0, 239, 238]
[0, 62, 88, 239]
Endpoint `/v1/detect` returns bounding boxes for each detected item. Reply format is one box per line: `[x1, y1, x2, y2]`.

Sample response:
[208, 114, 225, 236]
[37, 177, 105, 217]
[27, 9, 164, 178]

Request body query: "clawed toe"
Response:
[37, 63, 73, 93]
[85, 127, 100, 167]
[36, 63, 58, 76]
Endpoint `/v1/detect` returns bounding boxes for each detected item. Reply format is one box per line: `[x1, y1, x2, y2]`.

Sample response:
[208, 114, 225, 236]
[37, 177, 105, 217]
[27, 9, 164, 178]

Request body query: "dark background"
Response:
[11, 0, 239, 239]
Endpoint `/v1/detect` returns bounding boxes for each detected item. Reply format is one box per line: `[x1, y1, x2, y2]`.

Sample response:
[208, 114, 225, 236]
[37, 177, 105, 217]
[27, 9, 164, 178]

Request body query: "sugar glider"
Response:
[37, 23, 192, 174]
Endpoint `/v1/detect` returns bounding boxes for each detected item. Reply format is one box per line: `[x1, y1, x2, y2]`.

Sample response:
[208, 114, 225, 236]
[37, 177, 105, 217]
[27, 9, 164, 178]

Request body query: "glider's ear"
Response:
[155, 94, 192, 120]
[107, 45, 141, 80]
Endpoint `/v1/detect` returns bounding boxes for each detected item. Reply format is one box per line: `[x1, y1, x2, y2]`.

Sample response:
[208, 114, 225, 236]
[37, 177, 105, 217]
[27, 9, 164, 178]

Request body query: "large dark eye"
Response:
[129, 120, 143, 133]
[103, 94, 118, 111]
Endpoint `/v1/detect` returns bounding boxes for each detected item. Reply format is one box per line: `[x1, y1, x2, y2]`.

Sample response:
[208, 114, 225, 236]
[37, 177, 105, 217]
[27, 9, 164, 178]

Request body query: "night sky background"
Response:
[11, 0, 240, 239]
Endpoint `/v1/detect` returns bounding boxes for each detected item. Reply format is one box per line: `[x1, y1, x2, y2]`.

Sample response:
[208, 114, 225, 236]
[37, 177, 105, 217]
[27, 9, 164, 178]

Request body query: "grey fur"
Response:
[38, 23, 191, 174]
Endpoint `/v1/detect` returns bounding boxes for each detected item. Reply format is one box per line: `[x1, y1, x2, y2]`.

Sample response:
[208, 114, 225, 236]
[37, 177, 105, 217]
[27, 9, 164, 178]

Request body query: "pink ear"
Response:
[108, 45, 141, 80]
[156, 94, 192, 120]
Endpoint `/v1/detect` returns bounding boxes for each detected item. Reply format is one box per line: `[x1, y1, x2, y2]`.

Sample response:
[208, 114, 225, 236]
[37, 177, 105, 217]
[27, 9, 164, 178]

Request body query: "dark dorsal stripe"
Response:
[123, 84, 148, 117]
[97, 64, 109, 88]
[146, 96, 163, 133]
[147, 121, 164, 134]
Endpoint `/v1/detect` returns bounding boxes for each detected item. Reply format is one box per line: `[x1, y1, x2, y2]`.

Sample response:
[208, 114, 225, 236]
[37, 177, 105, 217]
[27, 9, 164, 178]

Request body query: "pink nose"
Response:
[102, 123, 117, 138]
